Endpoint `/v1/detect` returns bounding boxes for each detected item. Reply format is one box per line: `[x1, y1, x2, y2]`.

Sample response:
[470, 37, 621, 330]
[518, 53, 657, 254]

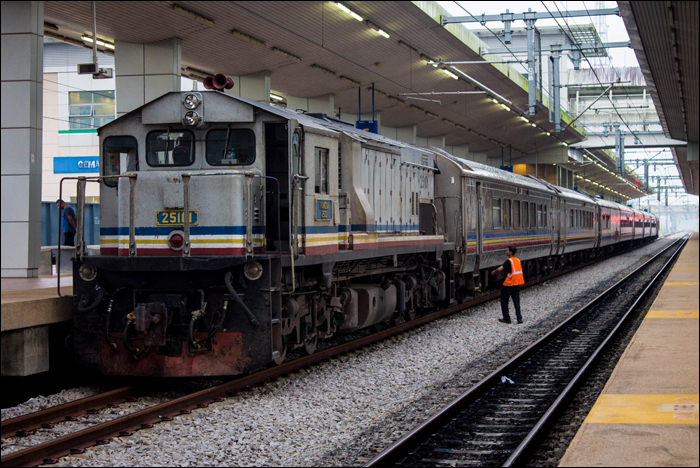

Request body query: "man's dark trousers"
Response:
[500, 285, 522, 323]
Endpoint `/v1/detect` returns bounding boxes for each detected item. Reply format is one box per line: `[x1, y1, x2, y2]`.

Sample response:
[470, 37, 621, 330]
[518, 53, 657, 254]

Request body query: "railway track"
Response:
[1, 240, 667, 467]
[365, 235, 688, 467]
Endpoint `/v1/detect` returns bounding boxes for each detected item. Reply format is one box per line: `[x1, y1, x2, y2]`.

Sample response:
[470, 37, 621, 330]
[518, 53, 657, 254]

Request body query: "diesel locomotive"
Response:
[69, 90, 658, 376]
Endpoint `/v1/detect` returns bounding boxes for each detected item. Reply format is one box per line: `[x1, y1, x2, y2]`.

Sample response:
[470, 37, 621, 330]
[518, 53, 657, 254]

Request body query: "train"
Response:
[70, 89, 658, 377]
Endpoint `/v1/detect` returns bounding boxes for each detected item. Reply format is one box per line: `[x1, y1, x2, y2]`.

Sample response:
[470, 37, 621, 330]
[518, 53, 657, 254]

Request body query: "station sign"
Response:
[53, 156, 100, 173]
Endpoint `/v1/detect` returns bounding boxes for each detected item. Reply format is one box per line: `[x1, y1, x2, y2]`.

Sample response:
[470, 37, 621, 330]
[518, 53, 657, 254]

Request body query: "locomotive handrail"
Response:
[58, 174, 137, 297]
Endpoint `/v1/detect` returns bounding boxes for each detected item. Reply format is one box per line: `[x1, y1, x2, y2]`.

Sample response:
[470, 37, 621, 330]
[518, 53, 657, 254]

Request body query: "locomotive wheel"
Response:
[272, 342, 287, 365]
[302, 332, 318, 356]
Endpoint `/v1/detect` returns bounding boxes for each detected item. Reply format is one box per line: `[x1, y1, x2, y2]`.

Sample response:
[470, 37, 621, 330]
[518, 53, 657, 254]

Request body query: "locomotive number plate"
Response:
[156, 210, 199, 226]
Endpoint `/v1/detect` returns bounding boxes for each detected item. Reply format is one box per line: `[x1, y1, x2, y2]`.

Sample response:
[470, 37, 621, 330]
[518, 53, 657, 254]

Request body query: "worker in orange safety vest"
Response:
[490, 245, 525, 324]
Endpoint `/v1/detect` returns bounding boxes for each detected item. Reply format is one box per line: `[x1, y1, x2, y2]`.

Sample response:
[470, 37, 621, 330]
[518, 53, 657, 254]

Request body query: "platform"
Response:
[560, 232, 699, 467]
[1, 275, 73, 376]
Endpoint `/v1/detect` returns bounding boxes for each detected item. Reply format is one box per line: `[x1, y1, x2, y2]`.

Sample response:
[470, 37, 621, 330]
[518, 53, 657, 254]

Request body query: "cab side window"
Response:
[103, 136, 138, 188]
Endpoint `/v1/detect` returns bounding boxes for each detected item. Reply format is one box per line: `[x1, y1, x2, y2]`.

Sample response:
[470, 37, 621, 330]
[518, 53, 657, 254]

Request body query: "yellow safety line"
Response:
[584, 394, 699, 425]
[664, 282, 700, 286]
[646, 310, 699, 319]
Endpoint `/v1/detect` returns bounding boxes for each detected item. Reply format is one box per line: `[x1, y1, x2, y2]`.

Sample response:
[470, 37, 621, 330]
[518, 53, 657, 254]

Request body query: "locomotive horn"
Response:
[203, 76, 215, 89]
[213, 74, 228, 90]
[225, 77, 234, 89]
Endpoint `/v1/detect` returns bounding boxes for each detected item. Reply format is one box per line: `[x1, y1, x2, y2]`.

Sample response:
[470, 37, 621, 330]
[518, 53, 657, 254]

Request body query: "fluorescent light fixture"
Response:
[419, 54, 433, 64]
[82, 35, 115, 49]
[231, 29, 266, 48]
[311, 64, 337, 76]
[82, 35, 104, 46]
[545, 132, 551, 136]
[365, 20, 390, 38]
[340, 76, 361, 86]
[563, 142, 569, 146]
[335, 2, 363, 21]
[499, 104, 511, 111]
[491, 98, 499, 104]
[531, 123, 536, 127]
[270, 47, 301, 61]
[398, 40, 418, 53]
[270, 93, 284, 101]
[520, 116, 529, 122]
[172, 4, 215, 26]
[442, 69, 459, 80]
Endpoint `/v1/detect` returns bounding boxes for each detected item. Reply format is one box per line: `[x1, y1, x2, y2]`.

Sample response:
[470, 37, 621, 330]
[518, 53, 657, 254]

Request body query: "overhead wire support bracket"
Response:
[441, 8, 620, 25]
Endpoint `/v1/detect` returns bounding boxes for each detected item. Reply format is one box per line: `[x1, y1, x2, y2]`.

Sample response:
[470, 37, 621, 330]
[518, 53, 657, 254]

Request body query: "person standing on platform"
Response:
[57, 199, 77, 246]
[490, 245, 525, 324]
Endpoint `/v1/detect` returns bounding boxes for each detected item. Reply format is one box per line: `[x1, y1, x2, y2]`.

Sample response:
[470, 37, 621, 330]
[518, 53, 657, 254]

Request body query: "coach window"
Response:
[103, 136, 138, 188]
[544, 204, 548, 227]
[492, 198, 501, 228]
[206, 128, 255, 166]
[503, 199, 511, 229]
[522, 202, 529, 228]
[146, 130, 195, 167]
[513, 200, 520, 229]
[570, 209, 574, 228]
[314, 148, 329, 194]
[531, 203, 537, 228]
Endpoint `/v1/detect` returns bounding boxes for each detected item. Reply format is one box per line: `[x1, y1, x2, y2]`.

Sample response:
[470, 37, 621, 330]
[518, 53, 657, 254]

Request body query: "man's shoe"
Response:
[498, 318, 511, 324]
[517, 319, 523, 324]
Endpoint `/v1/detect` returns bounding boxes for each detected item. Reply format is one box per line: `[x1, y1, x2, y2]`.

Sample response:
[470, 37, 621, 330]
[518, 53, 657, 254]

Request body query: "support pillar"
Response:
[115, 38, 181, 117]
[224, 71, 271, 103]
[1, 1, 43, 278]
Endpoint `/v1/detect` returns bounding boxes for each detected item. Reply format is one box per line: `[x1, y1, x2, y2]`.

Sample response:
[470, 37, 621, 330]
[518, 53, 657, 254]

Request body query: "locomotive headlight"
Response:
[79, 263, 98, 282]
[183, 93, 201, 110]
[244, 261, 263, 281]
[182, 110, 201, 126]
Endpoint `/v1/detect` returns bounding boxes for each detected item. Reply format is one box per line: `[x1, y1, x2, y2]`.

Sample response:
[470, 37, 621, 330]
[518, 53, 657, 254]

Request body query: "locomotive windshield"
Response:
[206, 128, 256, 166]
[103, 135, 138, 187]
[146, 130, 195, 167]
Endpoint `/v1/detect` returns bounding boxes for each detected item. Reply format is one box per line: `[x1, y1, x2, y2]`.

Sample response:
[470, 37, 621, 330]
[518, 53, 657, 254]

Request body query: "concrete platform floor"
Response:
[560, 232, 699, 467]
[1, 274, 73, 332]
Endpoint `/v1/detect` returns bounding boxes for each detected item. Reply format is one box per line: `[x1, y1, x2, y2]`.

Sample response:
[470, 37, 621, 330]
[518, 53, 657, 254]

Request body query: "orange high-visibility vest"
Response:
[503, 256, 525, 286]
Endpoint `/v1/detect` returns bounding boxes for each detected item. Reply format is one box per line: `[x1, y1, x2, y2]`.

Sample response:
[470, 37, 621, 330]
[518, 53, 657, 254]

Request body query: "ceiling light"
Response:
[270, 93, 284, 101]
[172, 4, 215, 26]
[545, 132, 551, 136]
[82, 35, 104, 46]
[419, 54, 433, 64]
[520, 116, 529, 122]
[499, 103, 511, 111]
[441, 69, 459, 80]
[340, 76, 361, 86]
[491, 98, 499, 104]
[531, 123, 536, 127]
[270, 47, 301, 61]
[230, 29, 266, 48]
[311, 64, 337, 76]
[398, 40, 418, 53]
[365, 20, 390, 38]
[335, 2, 363, 21]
